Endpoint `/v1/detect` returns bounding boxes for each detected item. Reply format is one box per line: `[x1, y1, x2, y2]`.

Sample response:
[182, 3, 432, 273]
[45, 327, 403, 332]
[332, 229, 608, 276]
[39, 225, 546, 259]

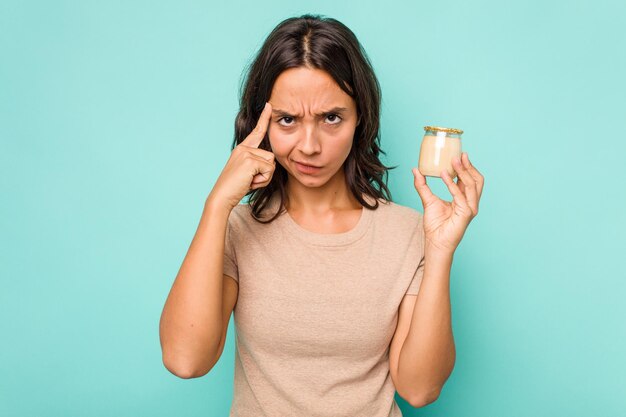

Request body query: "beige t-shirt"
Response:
[223, 191, 425, 417]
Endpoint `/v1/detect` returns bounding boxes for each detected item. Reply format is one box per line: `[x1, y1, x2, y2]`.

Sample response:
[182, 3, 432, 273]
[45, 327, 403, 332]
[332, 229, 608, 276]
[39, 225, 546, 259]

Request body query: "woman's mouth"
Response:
[294, 161, 323, 174]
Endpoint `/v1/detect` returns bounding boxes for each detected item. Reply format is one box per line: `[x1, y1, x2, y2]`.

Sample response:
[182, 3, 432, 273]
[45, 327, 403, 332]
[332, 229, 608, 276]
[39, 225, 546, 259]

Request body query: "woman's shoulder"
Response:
[226, 203, 252, 228]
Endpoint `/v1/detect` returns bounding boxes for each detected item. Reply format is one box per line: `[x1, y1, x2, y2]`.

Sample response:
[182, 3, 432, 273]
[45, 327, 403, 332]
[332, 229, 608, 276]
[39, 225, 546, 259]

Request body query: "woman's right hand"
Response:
[207, 102, 276, 211]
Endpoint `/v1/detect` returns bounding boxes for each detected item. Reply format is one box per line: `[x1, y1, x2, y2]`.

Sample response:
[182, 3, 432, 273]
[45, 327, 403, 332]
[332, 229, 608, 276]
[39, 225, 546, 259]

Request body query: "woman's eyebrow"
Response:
[272, 107, 348, 117]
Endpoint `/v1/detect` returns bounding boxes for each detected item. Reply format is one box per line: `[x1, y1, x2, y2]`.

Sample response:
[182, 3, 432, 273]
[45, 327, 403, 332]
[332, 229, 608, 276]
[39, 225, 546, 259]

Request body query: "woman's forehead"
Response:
[269, 67, 355, 113]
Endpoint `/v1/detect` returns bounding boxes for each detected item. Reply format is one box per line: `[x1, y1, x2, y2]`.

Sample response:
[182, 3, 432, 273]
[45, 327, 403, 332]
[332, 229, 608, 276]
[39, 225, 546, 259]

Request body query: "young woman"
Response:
[160, 14, 484, 417]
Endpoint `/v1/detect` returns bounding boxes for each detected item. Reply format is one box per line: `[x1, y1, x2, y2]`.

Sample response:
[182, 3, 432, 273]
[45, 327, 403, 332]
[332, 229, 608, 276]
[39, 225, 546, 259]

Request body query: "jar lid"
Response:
[424, 126, 464, 135]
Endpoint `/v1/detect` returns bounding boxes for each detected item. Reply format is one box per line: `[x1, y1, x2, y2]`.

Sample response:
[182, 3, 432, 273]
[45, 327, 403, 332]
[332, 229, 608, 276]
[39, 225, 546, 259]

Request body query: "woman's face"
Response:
[267, 67, 359, 188]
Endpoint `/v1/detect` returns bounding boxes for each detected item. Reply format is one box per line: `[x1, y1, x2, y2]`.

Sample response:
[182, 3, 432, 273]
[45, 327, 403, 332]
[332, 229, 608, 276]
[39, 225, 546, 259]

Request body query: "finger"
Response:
[412, 167, 437, 208]
[462, 152, 484, 199]
[249, 156, 275, 183]
[456, 166, 466, 195]
[241, 102, 273, 148]
[461, 152, 481, 184]
[457, 175, 466, 195]
[461, 152, 482, 210]
[441, 167, 470, 210]
[241, 146, 276, 163]
[251, 163, 275, 185]
[453, 155, 478, 216]
[251, 171, 272, 184]
[246, 153, 275, 173]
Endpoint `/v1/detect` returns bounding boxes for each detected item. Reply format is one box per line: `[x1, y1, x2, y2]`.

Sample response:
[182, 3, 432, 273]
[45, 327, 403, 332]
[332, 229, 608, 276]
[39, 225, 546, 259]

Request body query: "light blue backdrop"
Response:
[1, 0, 625, 416]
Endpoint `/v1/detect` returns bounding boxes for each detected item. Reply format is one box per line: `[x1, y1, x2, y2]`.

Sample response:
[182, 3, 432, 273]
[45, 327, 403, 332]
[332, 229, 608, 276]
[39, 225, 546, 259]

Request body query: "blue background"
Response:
[2, 0, 625, 416]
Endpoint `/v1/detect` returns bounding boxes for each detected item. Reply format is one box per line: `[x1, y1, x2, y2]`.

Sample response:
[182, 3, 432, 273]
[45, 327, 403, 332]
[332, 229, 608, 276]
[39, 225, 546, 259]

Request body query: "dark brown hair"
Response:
[233, 14, 397, 223]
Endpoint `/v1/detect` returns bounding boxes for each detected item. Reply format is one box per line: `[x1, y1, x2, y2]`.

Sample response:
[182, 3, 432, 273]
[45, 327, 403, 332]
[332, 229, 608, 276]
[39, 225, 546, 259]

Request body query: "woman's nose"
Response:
[296, 126, 321, 155]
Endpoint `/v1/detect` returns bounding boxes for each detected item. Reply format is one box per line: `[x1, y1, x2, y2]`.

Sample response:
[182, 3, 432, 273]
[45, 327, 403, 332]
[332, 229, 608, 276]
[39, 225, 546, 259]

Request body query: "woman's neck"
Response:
[284, 171, 361, 214]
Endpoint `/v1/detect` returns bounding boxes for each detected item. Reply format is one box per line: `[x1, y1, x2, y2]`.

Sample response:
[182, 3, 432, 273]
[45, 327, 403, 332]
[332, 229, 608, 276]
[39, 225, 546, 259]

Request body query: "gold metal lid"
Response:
[424, 126, 464, 135]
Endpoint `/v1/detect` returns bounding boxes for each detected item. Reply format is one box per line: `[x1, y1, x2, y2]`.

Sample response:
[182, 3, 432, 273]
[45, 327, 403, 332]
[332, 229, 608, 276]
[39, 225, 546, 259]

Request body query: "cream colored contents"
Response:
[418, 132, 462, 179]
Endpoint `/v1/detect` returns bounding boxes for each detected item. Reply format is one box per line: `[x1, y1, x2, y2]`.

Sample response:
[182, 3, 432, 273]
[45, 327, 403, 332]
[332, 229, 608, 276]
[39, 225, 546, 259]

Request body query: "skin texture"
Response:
[267, 66, 363, 232]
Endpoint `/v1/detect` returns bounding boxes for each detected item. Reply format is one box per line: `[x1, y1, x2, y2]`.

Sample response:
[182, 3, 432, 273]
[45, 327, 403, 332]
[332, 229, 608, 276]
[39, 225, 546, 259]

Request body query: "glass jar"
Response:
[418, 126, 463, 179]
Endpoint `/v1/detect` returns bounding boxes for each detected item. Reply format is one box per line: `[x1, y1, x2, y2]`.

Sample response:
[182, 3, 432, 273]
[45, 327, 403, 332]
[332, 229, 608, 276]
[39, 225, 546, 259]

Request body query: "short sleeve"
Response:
[405, 216, 425, 296]
[223, 214, 239, 282]
[405, 255, 425, 295]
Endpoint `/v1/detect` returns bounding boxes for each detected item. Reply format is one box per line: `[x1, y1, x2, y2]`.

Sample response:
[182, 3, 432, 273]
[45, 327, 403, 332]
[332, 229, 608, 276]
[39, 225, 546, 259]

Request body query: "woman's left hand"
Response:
[412, 152, 484, 255]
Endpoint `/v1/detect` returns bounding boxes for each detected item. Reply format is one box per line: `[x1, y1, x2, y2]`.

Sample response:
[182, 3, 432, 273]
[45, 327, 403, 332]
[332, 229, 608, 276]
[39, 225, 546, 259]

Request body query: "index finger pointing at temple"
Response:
[241, 102, 272, 148]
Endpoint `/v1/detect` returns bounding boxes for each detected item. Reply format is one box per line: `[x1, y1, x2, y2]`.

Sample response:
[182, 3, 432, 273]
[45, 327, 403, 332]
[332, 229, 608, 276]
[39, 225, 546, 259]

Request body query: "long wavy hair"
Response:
[233, 14, 397, 223]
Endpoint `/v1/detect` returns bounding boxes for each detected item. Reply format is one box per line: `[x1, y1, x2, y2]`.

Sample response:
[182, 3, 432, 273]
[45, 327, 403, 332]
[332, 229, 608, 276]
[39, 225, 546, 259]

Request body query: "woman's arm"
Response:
[399, 151, 483, 404]
[159, 198, 232, 378]
[396, 249, 455, 406]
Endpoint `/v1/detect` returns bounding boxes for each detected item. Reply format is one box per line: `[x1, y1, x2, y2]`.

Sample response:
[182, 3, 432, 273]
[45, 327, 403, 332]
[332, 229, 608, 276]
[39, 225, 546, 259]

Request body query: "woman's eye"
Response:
[277, 114, 342, 127]
[277, 116, 294, 126]
[325, 114, 342, 125]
